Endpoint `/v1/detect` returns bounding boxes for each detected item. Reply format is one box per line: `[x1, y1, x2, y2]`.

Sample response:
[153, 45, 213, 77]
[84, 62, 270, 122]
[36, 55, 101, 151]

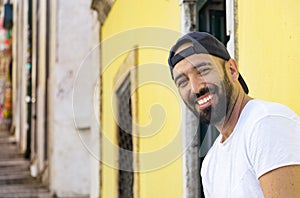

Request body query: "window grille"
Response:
[116, 77, 134, 198]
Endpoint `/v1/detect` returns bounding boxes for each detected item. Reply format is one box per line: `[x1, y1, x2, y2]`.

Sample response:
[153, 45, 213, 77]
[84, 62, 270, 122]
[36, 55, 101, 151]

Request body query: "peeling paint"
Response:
[56, 70, 74, 100]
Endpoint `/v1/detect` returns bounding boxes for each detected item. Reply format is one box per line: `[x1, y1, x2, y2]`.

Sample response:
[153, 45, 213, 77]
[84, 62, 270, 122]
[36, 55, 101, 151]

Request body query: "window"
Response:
[114, 49, 138, 198]
[116, 77, 134, 198]
[197, 0, 229, 44]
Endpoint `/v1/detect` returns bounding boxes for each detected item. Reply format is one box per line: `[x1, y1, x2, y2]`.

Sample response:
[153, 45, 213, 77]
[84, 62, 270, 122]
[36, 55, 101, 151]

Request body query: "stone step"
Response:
[0, 158, 29, 167]
[0, 183, 52, 198]
[0, 148, 18, 154]
[0, 182, 48, 189]
[0, 153, 24, 160]
[0, 131, 11, 138]
[0, 163, 29, 173]
[0, 192, 52, 198]
[0, 173, 39, 185]
[0, 135, 16, 142]
[0, 153, 22, 159]
[0, 143, 18, 148]
[0, 147, 18, 151]
[0, 168, 30, 176]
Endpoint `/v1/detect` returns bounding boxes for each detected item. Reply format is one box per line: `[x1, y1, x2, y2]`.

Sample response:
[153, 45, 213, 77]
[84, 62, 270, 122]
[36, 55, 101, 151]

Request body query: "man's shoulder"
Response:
[244, 100, 300, 179]
[243, 99, 298, 120]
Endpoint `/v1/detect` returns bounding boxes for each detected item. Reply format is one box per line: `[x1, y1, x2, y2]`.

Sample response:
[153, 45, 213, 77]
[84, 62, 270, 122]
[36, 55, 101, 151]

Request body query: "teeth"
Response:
[197, 95, 212, 105]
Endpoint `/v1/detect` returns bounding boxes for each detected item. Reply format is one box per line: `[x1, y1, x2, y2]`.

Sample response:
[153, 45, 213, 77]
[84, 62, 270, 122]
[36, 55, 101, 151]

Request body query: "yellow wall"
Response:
[101, 0, 182, 197]
[237, 0, 300, 114]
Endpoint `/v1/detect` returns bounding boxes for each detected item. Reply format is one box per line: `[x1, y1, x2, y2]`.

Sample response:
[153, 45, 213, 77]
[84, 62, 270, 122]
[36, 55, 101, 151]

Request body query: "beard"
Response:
[186, 71, 233, 125]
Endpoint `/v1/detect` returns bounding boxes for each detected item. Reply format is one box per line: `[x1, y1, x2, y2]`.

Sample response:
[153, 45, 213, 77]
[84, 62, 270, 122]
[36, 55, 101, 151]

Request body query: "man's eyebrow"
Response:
[174, 73, 185, 84]
[194, 62, 212, 69]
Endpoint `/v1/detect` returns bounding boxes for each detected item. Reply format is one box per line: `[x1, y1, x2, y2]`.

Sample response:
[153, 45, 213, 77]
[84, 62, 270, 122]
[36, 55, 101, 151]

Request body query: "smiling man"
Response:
[168, 32, 300, 197]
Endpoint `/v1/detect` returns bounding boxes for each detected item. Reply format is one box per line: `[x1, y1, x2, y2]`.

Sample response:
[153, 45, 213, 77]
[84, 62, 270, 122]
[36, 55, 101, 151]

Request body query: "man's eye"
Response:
[198, 67, 210, 75]
[177, 78, 188, 88]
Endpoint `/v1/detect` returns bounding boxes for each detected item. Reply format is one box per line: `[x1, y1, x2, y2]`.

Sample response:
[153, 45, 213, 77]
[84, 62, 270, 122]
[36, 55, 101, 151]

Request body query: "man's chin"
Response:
[197, 108, 225, 126]
[199, 118, 211, 125]
[188, 105, 222, 125]
[191, 107, 212, 124]
[199, 112, 212, 125]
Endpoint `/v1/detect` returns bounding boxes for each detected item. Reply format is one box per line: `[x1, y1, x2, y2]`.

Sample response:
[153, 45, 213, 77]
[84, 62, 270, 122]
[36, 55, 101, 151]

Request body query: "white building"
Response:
[11, 0, 101, 196]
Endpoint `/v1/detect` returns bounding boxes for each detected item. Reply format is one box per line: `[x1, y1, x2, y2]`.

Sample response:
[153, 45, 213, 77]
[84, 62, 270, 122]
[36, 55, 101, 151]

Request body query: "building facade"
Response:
[98, 0, 300, 198]
[6, 0, 300, 197]
[10, 0, 101, 197]
[236, 0, 300, 115]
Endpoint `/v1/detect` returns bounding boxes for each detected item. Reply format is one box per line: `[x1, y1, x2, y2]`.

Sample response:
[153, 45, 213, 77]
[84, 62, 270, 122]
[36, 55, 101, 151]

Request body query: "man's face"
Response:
[172, 45, 233, 125]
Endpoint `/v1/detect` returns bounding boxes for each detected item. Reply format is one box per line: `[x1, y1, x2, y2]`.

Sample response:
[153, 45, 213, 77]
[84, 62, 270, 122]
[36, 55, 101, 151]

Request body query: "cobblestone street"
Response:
[0, 130, 52, 198]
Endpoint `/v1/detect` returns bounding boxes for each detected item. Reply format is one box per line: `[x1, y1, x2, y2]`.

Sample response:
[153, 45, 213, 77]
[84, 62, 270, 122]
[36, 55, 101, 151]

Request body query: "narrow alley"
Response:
[0, 130, 51, 198]
[0, 0, 100, 196]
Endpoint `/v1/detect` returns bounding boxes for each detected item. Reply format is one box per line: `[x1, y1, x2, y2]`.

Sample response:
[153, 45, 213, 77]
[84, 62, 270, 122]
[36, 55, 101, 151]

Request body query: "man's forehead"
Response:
[173, 52, 217, 68]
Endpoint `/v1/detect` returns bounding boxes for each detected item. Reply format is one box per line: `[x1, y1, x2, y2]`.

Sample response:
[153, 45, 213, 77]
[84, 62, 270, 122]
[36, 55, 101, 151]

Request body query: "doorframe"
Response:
[179, 0, 236, 197]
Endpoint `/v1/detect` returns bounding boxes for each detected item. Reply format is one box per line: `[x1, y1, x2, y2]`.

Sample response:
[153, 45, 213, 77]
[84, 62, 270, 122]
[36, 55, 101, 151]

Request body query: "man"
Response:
[168, 32, 300, 197]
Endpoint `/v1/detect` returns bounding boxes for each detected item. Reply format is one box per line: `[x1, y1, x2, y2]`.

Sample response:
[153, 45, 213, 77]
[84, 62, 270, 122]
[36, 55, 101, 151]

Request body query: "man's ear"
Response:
[227, 59, 239, 82]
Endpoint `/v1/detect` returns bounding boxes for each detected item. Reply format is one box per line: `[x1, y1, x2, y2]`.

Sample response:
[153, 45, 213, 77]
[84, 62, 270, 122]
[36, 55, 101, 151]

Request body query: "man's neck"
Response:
[216, 91, 252, 143]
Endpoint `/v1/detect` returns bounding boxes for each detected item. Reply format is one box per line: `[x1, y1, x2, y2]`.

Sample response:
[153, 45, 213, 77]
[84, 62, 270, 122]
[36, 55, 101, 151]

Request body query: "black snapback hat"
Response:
[168, 32, 249, 94]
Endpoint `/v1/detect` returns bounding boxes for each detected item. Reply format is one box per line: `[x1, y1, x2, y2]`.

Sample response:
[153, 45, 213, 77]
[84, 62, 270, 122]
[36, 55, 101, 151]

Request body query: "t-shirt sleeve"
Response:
[248, 115, 300, 179]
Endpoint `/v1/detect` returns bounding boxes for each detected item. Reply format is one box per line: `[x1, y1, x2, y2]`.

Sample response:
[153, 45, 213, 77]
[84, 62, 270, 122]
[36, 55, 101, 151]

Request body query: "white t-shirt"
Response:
[201, 99, 300, 197]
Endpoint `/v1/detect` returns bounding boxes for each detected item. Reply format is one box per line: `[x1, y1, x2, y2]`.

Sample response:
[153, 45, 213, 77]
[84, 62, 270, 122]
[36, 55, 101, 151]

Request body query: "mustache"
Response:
[195, 87, 210, 98]
[188, 87, 211, 105]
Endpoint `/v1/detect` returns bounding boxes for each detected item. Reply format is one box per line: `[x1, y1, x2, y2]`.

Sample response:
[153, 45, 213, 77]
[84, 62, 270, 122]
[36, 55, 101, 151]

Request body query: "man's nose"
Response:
[189, 73, 204, 94]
